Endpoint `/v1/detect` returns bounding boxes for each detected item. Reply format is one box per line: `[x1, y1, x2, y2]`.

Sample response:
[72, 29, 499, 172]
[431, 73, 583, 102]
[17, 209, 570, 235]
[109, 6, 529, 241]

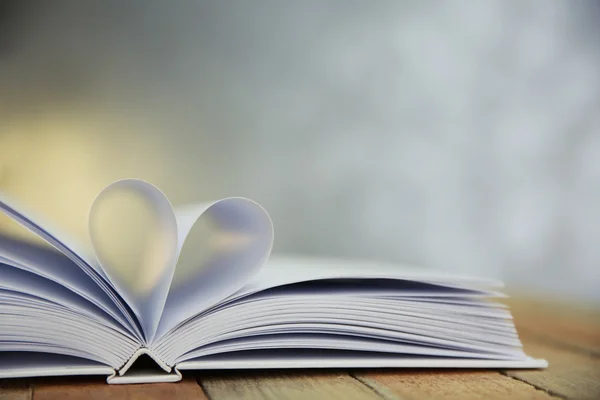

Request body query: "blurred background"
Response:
[0, 0, 599, 304]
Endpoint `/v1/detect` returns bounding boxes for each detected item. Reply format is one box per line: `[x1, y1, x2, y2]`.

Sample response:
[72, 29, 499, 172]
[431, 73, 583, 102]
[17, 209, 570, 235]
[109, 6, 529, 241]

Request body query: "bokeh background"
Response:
[1, 0, 599, 304]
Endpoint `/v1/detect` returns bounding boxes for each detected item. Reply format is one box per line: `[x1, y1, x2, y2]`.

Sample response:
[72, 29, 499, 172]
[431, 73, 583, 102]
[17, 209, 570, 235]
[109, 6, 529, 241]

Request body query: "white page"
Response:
[0, 193, 105, 279]
[207, 295, 514, 322]
[0, 352, 113, 379]
[0, 303, 138, 352]
[241, 255, 504, 294]
[177, 334, 522, 363]
[215, 256, 504, 311]
[155, 292, 522, 365]
[0, 192, 142, 340]
[161, 296, 515, 349]
[207, 314, 520, 347]
[0, 264, 131, 334]
[0, 341, 115, 368]
[157, 264, 505, 342]
[0, 292, 140, 369]
[155, 296, 519, 362]
[155, 253, 515, 363]
[87, 179, 180, 343]
[202, 304, 519, 342]
[198, 297, 517, 335]
[0, 315, 132, 367]
[0, 335, 121, 368]
[0, 234, 134, 336]
[154, 198, 273, 340]
[166, 322, 524, 366]
[165, 318, 522, 363]
[168, 322, 522, 364]
[0, 291, 130, 338]
[399, 296, 509, 308]
[232, 279, 503, 302]
[160, 312, 522, 365]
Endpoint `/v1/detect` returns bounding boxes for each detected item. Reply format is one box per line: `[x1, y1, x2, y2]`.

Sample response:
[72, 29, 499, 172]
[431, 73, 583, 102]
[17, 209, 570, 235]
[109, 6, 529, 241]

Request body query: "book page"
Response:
[0, 265, 140, 369]
[0, 193, 104, 279]
[0, 191, 143, 340]
[224, 255, 504, 304]
[154, 198, 273, 340]
[0, 352, 114, 379]
[0, 233, 135, 337]
[0, 263, 127, 332]
[87, 179, 179, 342]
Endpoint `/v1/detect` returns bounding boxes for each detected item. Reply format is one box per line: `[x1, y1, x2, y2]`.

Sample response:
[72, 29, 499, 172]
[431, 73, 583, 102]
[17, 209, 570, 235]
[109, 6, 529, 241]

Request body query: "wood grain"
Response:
[503, 340, 600, 400]
[32, 377, 207, 400]
[198, 371, 381, 400]
[354, 370, 557, 400]
[503, 297, 600, 399]
[508, 297, 600, 355]
[0, 380, 31, 400]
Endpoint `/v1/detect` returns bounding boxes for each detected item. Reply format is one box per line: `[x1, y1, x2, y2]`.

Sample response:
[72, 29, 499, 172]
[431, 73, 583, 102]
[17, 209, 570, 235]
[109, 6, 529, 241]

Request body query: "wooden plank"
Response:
[0, 380, 32, 400]
[32, 377, 208, 400]
[354, 370, 557, 400]
[504, 340, 600, 399]
[198, 371, 381, 400]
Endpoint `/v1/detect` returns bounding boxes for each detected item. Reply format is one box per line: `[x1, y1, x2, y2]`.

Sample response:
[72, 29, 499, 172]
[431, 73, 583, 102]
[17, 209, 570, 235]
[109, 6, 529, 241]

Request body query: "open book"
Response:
[0, 179, 547, 384]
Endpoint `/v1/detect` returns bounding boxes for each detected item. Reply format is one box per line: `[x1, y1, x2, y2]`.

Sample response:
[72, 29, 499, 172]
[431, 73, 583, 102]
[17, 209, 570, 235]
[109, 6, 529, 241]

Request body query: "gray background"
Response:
[0, 0, 599, 303]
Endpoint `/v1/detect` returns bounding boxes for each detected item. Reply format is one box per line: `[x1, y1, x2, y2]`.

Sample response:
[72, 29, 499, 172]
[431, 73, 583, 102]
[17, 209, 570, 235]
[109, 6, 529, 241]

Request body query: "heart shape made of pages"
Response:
[88, 179, 273, 343]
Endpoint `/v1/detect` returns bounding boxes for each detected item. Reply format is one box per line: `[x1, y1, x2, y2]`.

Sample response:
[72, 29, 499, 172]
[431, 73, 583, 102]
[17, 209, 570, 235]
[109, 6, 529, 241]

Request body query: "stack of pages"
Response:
[0, 179, 546, 384]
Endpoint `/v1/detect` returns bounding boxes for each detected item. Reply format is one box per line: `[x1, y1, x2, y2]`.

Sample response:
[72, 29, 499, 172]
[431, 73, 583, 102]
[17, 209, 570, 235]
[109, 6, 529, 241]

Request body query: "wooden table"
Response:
[1, 298, 598, 399]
